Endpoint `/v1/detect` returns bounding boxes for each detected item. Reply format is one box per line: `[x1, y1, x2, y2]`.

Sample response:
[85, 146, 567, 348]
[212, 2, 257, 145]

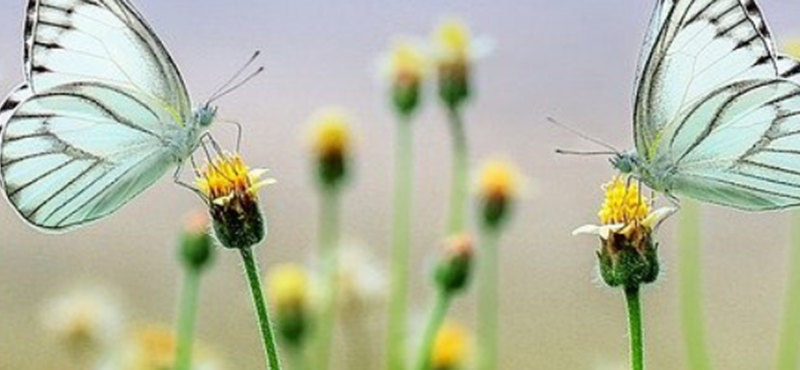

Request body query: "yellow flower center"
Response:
[478, 159, 521, 201]
[390, 42, 427, 84]
[196, 154, 269, 203]
[598, 176, 651, 225]
[309, 108, 352, 159]
[268, 264, 310, 312]
[431, 321, 469, 369]
[434, 17, 471, 62]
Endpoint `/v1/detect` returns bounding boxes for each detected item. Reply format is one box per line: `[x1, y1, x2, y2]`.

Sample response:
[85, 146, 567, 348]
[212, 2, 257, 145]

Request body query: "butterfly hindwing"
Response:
[659, 78, 800, 210]
[0, 82, 180, 230]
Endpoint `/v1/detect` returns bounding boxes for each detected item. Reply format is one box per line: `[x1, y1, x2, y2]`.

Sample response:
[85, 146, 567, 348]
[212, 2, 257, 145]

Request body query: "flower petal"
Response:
[642, 207, 677, 231]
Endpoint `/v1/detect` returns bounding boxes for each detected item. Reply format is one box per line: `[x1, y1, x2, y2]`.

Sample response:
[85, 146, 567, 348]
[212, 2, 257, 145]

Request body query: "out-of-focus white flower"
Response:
[97, 324, 223, 370]
[337, 240, 387, 315]
[41, 286, 124, 359]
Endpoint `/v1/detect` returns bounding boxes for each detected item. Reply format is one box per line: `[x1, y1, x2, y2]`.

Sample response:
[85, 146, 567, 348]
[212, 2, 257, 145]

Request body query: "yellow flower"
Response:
[478, 159, 522, 200]
[431, 321, 470, 370]
[431, 16, 489, 110]
[196, 154, 271, 206]
[309, 108, 352, 161]
[41, 286, 123, 358]
[267, 264, 313, 346]
[573, 175, 675, 288]
[115, 324, 222, 370]
[268, 264, 310, 313]
[476, 159, 523, 227]
[574, 176, 674, 240]
[196, 152, 274, 249]
[308, 107, 354, 187]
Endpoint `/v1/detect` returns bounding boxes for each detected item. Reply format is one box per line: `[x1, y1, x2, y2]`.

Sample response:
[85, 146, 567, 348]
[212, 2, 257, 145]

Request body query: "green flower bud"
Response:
[179, 212, 214, 271]
[435, 235, 474, 295]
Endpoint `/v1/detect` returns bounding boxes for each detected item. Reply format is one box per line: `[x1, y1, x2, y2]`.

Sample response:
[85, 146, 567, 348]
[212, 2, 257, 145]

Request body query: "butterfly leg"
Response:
[218, 120, 243, 152]
[172, 162, 206, 200]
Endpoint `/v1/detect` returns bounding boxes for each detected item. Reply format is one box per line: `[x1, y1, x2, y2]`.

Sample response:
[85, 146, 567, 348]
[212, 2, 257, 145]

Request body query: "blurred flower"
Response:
[435, 234, 474, 295]
[380, 39, 429, 116]
[41, 286, 123, 360]
[195, 152, 274, 250]
[430, 321, 470, 370]
[431, 16, 490, 109]
[476, 158, 523, 229]
[308, 107, 354, 188]
[179, 211, 214, 271]
[267, 263, 313, 346]
[573, 176, 675, 288]
[785, 40, 800, 59]
[105, 324, 222, 370]
[337, 241, 387, 315]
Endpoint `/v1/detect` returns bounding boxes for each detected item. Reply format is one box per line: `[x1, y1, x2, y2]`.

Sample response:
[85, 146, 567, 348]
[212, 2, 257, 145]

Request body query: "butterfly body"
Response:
[0, 0, 218, 230]
[621, 0, 800, 211]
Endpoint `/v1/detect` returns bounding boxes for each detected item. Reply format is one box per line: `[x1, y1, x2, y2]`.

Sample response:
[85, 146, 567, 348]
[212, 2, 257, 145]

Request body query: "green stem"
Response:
[240, 248, 283, 370]
[624, 286, 644, 370]
[387, 114, 414, 370]
[175, 268, 201, 370]
[776, 210, 800, 370]
[477, 226, 500, 370]
[316, 187, 342, 370]
[445, 108, 468, 235]
[415, 291, 452, 370]
[287, 347, 308, 370]
[678, 200, 711, 370]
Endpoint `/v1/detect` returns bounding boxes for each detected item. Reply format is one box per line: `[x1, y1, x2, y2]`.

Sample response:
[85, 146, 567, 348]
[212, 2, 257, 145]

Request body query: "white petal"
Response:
[643, 207, 677, 231]
[572, 224, 602, 236]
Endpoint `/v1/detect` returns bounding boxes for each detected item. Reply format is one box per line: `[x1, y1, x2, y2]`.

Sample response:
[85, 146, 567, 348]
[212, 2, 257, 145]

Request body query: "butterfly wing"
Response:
[0, 0, 196, 230]
[1, 82, 182, 230]
[634, 0, 781, 159]
[22, 0, 191, 117]
[661, 79, 800, 210]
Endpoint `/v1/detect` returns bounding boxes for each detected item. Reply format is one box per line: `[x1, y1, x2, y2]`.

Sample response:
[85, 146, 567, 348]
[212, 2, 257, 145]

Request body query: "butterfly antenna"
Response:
[554, 149, 618, 156]
[207, 51, 263, 104]
[547, 116, 620, 154]
[207, 66, 265, 104]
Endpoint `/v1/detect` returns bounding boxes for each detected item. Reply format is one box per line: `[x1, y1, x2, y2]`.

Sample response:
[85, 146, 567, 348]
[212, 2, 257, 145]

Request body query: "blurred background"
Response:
[1, 0, 800, 369]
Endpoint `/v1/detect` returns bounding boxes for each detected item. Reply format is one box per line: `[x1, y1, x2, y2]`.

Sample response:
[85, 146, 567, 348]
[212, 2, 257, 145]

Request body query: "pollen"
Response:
[597, 176, 651, 225]
[196, 154, 271, 203]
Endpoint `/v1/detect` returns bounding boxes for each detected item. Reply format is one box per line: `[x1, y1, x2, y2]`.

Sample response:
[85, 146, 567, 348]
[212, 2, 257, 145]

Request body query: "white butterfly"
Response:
[613, 0, 800, 210]
[0, 0, 225, 230]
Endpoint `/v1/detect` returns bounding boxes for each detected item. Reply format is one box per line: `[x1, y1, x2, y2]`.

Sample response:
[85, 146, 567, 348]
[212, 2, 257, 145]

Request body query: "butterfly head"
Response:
[610, 151, 640, 175]
[194, 105, 218, 128]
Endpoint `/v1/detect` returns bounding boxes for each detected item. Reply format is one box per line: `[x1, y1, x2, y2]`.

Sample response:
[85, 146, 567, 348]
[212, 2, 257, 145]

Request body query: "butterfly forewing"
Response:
[634, 0, 780, 159]
[24, 0, 190, 118]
